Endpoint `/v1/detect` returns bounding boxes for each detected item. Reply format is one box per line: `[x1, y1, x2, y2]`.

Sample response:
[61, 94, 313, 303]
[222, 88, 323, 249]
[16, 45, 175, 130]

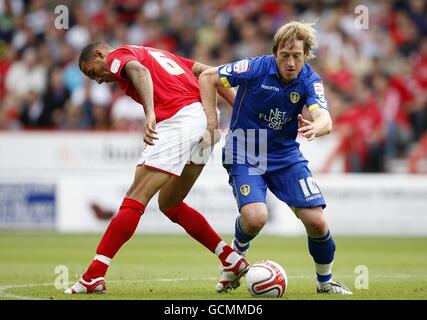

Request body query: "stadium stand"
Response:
[0, 0, 426, 172]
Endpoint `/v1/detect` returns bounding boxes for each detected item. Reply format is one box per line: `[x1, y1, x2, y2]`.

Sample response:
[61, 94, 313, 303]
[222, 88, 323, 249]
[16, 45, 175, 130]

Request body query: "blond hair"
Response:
[272, 21, 318, 60]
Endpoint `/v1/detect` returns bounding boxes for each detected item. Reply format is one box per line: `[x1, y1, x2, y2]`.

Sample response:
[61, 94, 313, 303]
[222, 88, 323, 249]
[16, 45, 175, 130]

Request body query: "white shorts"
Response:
[137, 102, 214, 176]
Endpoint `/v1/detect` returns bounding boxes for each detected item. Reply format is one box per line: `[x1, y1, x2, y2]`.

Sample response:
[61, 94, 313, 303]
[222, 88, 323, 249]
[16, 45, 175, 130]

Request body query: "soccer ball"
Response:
[245, 260, 288, 298]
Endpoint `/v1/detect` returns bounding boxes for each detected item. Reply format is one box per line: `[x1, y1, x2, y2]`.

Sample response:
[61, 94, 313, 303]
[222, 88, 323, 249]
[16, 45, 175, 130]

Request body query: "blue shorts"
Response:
[224, 162, 326, 210]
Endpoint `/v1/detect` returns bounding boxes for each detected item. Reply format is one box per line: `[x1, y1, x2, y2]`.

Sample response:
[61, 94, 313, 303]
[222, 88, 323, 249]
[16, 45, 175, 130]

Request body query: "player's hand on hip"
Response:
[298, 114, 316, 141]
[143, 112, 158, 146]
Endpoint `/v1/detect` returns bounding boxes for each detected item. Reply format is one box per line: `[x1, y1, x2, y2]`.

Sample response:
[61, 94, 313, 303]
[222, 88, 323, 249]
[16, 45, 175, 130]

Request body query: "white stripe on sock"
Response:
[94, 254, 111, 265]
[214, 241, 227, 256]
[315, 261, 334, 276]
[235, 239, 247, 248]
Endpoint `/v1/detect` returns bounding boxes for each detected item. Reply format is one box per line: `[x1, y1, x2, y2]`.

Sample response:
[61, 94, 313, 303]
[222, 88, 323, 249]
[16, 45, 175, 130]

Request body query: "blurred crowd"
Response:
[0, 0, 427, 172]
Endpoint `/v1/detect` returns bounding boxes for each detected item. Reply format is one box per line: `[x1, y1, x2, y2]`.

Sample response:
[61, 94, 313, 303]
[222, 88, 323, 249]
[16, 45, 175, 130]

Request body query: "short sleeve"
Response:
[217, 57, 261, 88]
[305, 76, 329, 111]
[174, 55, 195, 70]
[107, 48, 139, 79]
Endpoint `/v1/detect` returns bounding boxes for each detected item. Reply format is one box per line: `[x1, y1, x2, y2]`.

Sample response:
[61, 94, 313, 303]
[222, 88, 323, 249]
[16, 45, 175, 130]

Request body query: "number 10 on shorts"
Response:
[298, 177, 320, 197]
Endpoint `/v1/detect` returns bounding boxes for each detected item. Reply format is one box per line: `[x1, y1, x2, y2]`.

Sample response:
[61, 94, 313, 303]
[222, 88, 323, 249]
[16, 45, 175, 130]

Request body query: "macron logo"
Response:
[261, 84, 280, 92]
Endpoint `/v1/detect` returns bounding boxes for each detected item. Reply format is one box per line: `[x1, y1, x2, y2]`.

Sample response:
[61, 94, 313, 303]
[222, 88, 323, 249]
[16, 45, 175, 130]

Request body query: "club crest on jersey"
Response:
[240, 184, 251, 196]
[110, 59, 121, 74]
[290, 91, 300, 104]
[233, 59, 250, 74]
[219, 64, 233, 76]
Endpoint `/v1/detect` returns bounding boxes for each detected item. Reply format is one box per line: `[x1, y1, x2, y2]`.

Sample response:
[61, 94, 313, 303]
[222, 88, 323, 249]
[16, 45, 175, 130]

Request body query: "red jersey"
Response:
[106, 45, 200, 122]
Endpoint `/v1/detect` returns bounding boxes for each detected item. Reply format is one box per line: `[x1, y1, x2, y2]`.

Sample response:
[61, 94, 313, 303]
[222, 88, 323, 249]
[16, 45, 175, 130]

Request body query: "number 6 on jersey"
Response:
[148, 50, 185, 75]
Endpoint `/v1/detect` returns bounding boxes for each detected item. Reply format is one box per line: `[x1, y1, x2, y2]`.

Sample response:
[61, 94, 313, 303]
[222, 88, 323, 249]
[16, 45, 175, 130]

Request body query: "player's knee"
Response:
[158, 194, 184, 214]
[158, 199, 183, 223]
[305, 215, 328, 236]
[242, 210, 268, 235]
[126, 183, 152, 206]
[158, 200, 169, 214]
[159, 201, 176, 215]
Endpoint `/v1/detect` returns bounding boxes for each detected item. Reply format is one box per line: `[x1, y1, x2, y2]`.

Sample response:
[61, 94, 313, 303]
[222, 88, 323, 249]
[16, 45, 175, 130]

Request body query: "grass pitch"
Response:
[0, 232, 426, 300]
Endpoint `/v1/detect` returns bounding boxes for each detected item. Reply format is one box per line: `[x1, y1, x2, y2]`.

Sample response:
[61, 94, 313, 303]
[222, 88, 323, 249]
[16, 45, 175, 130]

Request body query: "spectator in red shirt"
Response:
[335, 80, 385, 172]
[390, 61, 427, 141]
[413, 37, 427, 89]
[370, 72, 412, 159]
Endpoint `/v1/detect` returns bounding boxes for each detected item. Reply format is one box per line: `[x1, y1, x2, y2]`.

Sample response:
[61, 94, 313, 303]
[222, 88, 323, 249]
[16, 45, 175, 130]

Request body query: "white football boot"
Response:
[216, 253, 250, 293]
[316, 280, 353, 294]
[64, 277, 106, 294]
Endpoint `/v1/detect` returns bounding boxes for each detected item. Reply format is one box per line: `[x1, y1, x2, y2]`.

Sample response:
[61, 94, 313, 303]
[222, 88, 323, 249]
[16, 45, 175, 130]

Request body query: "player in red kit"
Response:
[64, 42, 249, 294]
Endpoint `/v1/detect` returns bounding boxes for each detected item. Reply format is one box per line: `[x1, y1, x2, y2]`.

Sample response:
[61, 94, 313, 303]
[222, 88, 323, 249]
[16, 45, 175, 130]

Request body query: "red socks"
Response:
[83, 200, 237, 281]
[165, 202, 237, 266]
[83, 198, 144, 281]
[165, 202, 222, 253]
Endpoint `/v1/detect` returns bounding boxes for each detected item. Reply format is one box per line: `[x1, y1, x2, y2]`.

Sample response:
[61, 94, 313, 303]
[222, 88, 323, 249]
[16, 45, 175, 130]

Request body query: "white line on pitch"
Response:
[1, 274, 426, 300]
[0, 277, 218, 300]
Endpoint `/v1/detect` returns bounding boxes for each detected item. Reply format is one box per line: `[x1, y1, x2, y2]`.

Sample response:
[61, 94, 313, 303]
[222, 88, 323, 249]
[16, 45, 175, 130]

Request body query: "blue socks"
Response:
[233, 216, 256, 254]
[234, 215, 336, 284]
[308, 230, 336, 283]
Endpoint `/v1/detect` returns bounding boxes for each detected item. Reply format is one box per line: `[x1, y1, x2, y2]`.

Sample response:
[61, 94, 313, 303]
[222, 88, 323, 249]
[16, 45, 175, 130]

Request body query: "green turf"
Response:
[0, 232, 426, 300]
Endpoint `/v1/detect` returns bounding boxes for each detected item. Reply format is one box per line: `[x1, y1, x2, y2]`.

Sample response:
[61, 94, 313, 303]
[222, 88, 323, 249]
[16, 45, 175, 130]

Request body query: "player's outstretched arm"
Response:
[123, 60, 157, 145]
[192, 62, 236, 107]
[298, 108, 332, 141]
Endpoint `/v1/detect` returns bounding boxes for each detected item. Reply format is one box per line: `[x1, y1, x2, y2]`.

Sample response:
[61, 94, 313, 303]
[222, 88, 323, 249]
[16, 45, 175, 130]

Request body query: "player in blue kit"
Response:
[199, 21, 352, 294]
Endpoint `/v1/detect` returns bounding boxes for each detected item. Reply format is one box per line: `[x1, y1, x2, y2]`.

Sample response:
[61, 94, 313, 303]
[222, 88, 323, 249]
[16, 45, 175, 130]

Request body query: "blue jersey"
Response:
[219, 55, 328, 172]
